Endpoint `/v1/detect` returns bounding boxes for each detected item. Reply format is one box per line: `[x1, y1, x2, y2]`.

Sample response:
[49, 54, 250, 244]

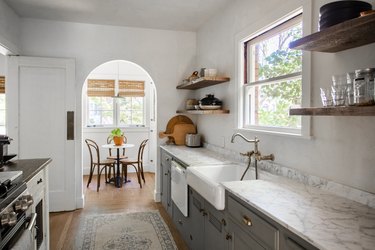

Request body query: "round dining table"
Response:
[102, 143, 135, 188]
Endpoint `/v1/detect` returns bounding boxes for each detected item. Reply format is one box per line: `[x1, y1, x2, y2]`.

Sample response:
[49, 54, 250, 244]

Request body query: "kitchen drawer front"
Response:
[161, 149, 172, 167]
[27, 169, 45, 196]
[227, 195, 278, 249]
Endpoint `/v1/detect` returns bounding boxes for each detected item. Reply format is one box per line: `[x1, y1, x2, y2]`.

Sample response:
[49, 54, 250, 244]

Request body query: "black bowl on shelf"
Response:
[199, 94, 222, 106]
[318, 0, 372, 30]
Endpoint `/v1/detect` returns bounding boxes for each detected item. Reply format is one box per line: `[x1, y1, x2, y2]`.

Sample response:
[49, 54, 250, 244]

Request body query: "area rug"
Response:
[79, 210, 177, 250]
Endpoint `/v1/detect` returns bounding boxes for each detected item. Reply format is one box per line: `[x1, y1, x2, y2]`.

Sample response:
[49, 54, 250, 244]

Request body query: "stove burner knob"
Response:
[20, 199, 28, 211]
[14, 200, 22, 211]
[8, 212, 17, 226]
[22, 194, 34, 206]
[1, 214, 10, 226]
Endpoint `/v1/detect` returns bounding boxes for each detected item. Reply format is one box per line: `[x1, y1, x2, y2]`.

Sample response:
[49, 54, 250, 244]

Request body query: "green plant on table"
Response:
[110, 128, 124, 138]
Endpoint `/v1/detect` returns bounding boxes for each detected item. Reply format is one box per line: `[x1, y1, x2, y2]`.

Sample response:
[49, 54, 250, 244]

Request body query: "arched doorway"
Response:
[81, 60, 157, 200]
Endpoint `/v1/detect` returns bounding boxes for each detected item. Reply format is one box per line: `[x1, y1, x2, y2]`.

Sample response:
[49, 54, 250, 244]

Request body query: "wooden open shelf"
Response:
[176, 77, 230, 90]
[289, 106, 375, 116]
[289, 13, 375, 52]
[176, 109, 230, 115]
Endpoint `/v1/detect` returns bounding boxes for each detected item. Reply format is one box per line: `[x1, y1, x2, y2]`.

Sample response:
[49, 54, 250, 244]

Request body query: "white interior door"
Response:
[7, 56, 76, 211]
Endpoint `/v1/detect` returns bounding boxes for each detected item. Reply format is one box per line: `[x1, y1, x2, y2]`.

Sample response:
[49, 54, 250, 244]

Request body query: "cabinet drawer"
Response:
[161, 150, 172, 167]
[227, 195, 278, 249]
[27, 170, 45, 196]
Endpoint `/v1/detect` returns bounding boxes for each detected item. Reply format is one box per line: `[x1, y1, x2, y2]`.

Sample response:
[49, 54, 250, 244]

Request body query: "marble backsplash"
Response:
[204, 142, 375, 208]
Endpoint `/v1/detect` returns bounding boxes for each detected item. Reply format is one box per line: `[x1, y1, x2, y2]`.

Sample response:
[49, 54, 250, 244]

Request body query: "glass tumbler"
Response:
[320, 88, 332, 107]
[331, 85, 347, 106]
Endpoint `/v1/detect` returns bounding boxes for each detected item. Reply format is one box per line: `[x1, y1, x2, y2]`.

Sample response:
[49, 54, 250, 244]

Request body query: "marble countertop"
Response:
[161, 144, 375, 250]
[223, 179, 375, 250]
[160, 145, 233, 166]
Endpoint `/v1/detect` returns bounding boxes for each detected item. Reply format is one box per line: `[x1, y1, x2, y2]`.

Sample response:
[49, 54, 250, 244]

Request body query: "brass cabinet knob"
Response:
[242, 215, 252, 226]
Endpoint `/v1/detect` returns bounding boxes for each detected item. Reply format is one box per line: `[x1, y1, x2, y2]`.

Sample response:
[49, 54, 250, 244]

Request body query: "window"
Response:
[86, 79, 145, 127]
[242, 13, 303, 134]
[0, 76, 5, 134]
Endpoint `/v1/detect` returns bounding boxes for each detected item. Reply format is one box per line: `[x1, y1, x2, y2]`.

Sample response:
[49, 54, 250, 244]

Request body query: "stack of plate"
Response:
[319, 0, 372, 30]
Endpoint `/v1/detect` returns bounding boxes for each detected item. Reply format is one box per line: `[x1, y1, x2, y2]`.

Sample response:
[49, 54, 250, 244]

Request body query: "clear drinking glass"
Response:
[320, 88, 333, 107]
[331, 85, 347, 106]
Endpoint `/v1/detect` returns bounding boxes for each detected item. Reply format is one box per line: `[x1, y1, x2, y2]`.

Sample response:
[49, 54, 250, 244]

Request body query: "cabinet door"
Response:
[204, 201, 228, 250]
[188, 188, 205, 250]
[160, 149, 172, 216]
[227, 218, 266, 250]
[172, 202, 191, 245]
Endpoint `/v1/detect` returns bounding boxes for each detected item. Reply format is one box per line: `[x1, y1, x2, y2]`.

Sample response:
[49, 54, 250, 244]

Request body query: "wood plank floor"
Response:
[49, 173, 188, 250]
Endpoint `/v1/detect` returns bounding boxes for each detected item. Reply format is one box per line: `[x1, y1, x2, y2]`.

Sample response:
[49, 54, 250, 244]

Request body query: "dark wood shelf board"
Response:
[176, 77, 230, 90]
[289, 106, 375, 116]
[289, 14, 375, 52]
[176, 109, 230, 115]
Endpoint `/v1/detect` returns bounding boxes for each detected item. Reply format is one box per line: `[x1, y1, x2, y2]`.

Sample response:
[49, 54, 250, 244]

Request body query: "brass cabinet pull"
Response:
[225, 233, 232, 240]
[242, 215, 252, 226]
[221, 218, 226, 226]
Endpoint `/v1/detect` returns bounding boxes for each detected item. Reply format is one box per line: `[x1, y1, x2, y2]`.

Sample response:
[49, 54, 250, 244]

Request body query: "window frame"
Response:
[85, 79, 146, 128]
[235, 5, 311, 138]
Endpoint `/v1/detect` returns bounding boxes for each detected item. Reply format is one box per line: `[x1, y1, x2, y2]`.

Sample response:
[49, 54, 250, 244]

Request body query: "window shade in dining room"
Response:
[87, 79, 115, 97]
[0, 76, 5, 94]
[118, 80, 145, 97]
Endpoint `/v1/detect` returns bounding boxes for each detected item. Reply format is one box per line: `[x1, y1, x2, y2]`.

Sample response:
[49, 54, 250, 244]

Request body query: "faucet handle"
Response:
[240, 151, 254, 157]
[259, 154, 275, 161]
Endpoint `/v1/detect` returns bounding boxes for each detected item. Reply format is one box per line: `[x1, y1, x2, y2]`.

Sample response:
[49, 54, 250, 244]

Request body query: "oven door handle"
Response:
[27, 213, 37, 231]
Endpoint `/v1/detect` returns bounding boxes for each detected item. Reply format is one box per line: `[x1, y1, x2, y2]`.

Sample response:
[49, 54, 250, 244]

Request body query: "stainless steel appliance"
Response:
[0, 171, 36, 249]
[0, 135, 17, 167]
[185, 133, 201, 147]
[171, 160, 188, 217]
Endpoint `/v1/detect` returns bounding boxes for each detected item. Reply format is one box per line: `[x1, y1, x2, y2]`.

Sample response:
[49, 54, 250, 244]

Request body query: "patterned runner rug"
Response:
[79, 210, 177, 250]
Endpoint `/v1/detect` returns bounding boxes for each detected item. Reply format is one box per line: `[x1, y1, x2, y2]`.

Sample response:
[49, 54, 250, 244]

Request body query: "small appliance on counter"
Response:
[0, 135, 17, 167]
[185, 133, 202, 147]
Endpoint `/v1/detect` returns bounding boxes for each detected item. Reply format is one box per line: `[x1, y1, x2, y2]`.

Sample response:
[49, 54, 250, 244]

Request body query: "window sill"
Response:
[83, 126, 150, 133]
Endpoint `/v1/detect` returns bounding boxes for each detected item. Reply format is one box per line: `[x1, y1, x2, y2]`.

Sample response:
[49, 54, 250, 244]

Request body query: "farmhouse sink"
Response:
[186, 164, 254, 210]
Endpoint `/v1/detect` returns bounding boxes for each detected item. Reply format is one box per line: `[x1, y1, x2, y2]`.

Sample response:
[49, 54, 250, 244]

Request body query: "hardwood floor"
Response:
[49, 173, 188, 250]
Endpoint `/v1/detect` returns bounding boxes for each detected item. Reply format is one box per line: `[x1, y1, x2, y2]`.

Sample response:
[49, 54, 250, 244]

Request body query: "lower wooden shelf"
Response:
[176, 109, 230, 115]
[289, 106, 375, 116]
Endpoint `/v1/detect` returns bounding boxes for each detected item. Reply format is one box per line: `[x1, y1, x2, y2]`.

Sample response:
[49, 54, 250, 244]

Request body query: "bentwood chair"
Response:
[120, 139, 148, 188]
[85, 139, 115, 192]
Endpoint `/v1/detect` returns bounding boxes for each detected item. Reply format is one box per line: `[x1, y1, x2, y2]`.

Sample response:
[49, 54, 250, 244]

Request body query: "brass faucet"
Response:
[231, 133, 274, 180]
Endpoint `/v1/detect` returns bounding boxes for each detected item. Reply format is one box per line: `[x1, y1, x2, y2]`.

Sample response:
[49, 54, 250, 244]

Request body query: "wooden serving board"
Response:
[159, 123, 196, 145]
[160, 115, 194, 143]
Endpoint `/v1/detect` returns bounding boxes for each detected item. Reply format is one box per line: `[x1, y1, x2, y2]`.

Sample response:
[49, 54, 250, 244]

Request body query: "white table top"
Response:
[102, 143, 135, 149]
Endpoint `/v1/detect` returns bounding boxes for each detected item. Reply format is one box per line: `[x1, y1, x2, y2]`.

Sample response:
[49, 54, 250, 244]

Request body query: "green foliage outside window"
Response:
[254, 23, 302, 128]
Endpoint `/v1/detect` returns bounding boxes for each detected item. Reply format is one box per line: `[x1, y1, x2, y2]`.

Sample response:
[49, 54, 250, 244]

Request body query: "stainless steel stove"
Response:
[0, 171, 36, 249]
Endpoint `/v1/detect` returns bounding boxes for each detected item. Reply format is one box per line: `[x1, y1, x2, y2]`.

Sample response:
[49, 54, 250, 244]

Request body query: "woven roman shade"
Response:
[0, 76, 5, 94]
[87, 79, 115, 97]
[118, 80, 145, 97]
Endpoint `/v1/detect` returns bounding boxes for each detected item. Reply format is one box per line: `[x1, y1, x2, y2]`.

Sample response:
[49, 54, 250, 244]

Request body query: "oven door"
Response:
[171, 160, 188, 217]
[5, 212, 37, 250]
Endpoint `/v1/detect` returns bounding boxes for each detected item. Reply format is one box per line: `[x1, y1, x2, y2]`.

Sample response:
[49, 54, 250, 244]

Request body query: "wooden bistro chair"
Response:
[106, 135, 128, 180]
[85, 139, 115, 192]
[120, 139, 148, 188]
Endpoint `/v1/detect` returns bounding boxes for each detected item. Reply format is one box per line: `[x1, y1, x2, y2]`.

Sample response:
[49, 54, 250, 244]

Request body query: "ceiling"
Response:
[4, 0, 232, 31]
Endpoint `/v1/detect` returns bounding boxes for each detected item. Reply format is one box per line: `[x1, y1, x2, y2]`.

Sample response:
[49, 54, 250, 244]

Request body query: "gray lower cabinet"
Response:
[160, 148, 172, 217]
[226, 192, 319, 250]
[188, 187, 229, 250]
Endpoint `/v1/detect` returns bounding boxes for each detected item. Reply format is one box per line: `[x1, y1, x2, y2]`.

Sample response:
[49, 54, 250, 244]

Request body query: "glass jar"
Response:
[346, 72, 355, 106]
[354, 68, 375, 105]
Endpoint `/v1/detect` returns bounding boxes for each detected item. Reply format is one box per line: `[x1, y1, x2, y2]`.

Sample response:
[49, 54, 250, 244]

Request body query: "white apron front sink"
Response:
[187, 164, 254, 210]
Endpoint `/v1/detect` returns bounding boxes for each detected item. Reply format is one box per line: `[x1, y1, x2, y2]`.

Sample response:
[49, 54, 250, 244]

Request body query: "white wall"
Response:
[195, 0, 375, 193]
[19, 18, 197, 201]
[0, 54, 5, 75]
[0, 1, 21, 54]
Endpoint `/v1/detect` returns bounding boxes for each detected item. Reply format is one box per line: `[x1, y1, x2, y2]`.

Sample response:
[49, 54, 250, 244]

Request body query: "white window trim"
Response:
[234, 1, 312, 139]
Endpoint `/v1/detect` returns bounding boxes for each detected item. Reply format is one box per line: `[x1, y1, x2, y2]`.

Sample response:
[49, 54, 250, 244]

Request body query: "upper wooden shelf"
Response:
[289, 106, 375, 116]
[176, 76, 230, 90]
[289, 14, 375, 52]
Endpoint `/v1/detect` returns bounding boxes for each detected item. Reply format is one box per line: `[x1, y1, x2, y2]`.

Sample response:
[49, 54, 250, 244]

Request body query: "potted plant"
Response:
[110, 128, 124, 146]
